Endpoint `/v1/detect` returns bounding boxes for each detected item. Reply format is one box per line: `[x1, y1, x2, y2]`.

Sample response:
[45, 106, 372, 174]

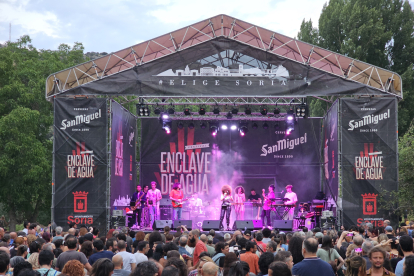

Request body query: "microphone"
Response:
[281, 190, 284, 194]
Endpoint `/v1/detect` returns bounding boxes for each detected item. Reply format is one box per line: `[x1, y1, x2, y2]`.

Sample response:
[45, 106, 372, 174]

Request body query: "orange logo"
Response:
[73, 191, 88, 213]
[362, 193, 377, 215]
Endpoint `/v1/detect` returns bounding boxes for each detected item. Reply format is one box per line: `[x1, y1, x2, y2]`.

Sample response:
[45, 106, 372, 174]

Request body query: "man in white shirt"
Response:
[147, 181, 162, 227]
[115, 240, 136, 272]
[134, 241, 149, 264]
[22, 221, 30, 235]
[283, 185, 298, 220]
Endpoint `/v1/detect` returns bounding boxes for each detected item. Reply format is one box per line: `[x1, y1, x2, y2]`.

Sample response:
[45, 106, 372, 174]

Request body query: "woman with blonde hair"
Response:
[220, 185, 233, 231]
[345, 255, 367, 276]
[188, 256, 213, 276]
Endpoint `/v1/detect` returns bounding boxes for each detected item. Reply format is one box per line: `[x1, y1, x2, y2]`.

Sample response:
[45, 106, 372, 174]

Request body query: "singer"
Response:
[219, 185, 233, 230]
[261, 184, 275, 228]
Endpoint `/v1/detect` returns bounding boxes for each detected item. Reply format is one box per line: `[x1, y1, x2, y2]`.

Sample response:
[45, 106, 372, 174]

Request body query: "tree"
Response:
[0, 36, 87, 231]
[297, 0, 414, 132]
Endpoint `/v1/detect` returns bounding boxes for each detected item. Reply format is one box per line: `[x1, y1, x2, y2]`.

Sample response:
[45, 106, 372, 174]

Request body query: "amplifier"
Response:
[320, 217, 336, 229]
[160, 206, 172, 220]
[110, 216, 125, 228]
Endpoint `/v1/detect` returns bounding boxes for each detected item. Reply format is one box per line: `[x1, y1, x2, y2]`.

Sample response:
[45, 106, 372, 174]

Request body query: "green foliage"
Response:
[0, 35, 86, 230]
[297, 0, 414, 133]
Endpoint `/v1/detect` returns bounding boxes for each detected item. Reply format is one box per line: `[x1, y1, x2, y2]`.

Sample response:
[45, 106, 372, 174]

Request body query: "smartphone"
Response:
[347, 233, 354, 236]
[355, 248, 362, 253]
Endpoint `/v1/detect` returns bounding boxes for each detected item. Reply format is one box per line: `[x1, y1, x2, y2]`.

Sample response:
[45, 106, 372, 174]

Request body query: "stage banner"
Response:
[341, 98, 398, 227]
[140, 118, 321, 207]
[323, 101, 339, 203]
[53, 98, 107, 232]
[110, 101, 137, 210]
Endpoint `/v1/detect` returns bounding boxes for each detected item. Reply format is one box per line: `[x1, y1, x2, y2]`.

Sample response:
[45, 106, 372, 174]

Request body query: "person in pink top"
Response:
[190, 230, 207, 265]
[234, 186, 246, 220]
[261, 184, 275, 228]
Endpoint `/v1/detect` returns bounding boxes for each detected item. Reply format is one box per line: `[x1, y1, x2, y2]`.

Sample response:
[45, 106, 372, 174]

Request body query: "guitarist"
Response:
[219, 185, 233, 231]
[131, 185, 146, 228]
[169, 182, 184, 221]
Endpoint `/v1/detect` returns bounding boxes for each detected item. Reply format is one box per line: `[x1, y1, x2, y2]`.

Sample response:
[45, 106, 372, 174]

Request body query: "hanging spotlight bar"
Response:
[213, 106, 220, 115]
[239, 122, 248, 136]
[209, 121, 219, 136]
[296, 103, 308, 118]
[285, 107, 295, 134]
[184, 107, 191, 116]
[136, 104, 150, 116]
[232, 105, 239, 115]
[199, 106, 206, 115]
[167, 104, 175, 115]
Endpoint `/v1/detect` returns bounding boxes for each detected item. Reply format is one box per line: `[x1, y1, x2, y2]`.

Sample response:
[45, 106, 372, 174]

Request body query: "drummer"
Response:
[189, 192, 203, 213]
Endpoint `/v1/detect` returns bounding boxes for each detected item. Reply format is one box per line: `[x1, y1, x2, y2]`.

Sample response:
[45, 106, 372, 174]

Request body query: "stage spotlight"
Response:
[188, 122, 195, 129]
[209, 121, 219, 136]
[273, 107, 280, 115]
[260, 106, 268, 115]
[199, 107, 206, 115]
[184, 108, 191, 116]
[252, 122, 258, 129]
[245, 106, 252, 115]
[239, 122, 248, 136]
[161, 113, 169, 120]
[221, 124, 228, 130]
[136, 104, 150, 116]
[162, 120, 172, 134]
[226, 112, 233, 119]
[213, 106, 220, 115]
[154, 107, 161, 115]
[230, 124, 237, 130]
[177, 122, 184, 129]
[274, 122, 280, 130]
[285, 108, 295, 134]
[296, 103, 308, 118]
[263, 122, 269, 129]
[232, 106, 239, 115]
[167, 106, 175, 115]
[200, 122, 207, 129]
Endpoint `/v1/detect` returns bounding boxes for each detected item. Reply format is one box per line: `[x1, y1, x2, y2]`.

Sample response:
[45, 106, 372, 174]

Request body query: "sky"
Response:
[0, 0, 413, 54]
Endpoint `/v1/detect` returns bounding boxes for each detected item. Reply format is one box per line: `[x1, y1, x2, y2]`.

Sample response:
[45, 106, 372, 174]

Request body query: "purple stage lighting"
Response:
[287, 115, 294, 121]
[162, 114, 169, 119]
[230, 125, 237, 130]
[240, 131, 245, 136]
[221, 125, 228, 130]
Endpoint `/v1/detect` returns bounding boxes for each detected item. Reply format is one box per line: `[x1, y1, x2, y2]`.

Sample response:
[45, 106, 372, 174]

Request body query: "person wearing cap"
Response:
[385, 226, 394, 239]
[283, 185, 297, 220]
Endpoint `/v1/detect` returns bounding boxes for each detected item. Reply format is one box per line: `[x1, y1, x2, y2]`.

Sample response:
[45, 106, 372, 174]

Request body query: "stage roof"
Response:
[45, 14, 402, 100]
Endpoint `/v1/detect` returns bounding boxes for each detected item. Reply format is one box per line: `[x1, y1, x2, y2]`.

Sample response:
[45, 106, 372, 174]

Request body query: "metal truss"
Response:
[130, 96, 304, 106]
[46, 15, 402, 100]
[139, 113, 314, 121]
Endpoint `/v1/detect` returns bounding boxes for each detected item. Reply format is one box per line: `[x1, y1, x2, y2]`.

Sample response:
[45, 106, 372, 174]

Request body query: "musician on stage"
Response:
[131, 185, 146, 228]
[189, 193, 203, 212]
[283, 185, 298, 220]
[220, 185, 233, 231]
[261, 184, 276, 228]
[147, 181, 162, 227]
[248, 189, 262, 220]
[169, 182, 184, 221]
[234, 186, 246, 220]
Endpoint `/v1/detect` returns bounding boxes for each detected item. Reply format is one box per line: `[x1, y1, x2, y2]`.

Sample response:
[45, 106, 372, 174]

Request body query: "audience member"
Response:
[239, 241, 259, 274]
[165, 257, 187, 276]
[395, 235, 413, 276]
[201, 262, 218, 276]
[134, 241, 149, 264]
[274, 251, 294, 270]
[56, 236, 92, 273]
[112, 255, 130, 276]
[37, 250, 60, 276]
[403, 255, 414, 276]
[268, 261, 292, 276]
[191, 230, 208, 265]
[361, 241, 374, 270]
[367, 247, 394, 276]
[90, 258, 114, 276]
[288, 236, 304, 264]
[292, 237, 335, 276]
[130, 261, 158, 276]
[115, 240, 136, 272]
[61, 260, 85, 276]
[258, 252, 274, 276]
[317, 235, 344, 268]
[0, 251, 9, 276]
[161, 266, 179, 276]
[89, 239, 114, 265]
[228, 261, 249, 276]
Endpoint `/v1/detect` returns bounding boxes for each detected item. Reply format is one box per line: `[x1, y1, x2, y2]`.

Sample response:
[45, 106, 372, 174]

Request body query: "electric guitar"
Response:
[172, 195, 195, 208]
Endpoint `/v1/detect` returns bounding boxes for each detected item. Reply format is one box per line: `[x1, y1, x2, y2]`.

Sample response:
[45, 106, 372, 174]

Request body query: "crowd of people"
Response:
[0, 220, 413, 276]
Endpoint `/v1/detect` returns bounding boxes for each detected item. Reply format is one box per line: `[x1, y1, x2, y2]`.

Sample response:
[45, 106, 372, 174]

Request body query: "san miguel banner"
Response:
[110, 101, 137, 210]
[140, 118, 322, 208]
[323, 101, 339, 202]
[53, 98, 108, 232]
[341, 98, 398, 227]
